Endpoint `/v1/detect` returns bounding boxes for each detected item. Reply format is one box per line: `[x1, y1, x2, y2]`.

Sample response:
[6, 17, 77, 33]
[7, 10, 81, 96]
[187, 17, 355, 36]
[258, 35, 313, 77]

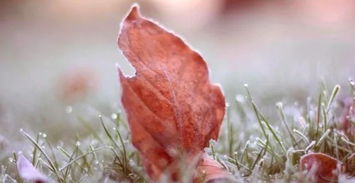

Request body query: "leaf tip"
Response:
[125, 4, 141, 22]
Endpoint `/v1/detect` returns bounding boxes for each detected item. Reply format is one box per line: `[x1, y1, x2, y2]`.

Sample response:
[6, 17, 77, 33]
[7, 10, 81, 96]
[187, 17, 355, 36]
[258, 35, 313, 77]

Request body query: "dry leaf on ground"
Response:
[300, 152, 341, 183]
[117, 5, 227, 182]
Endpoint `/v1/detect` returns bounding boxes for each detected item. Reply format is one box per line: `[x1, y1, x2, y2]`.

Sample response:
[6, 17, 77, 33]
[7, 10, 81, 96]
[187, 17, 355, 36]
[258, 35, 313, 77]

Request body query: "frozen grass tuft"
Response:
[0, 81, 355, 182]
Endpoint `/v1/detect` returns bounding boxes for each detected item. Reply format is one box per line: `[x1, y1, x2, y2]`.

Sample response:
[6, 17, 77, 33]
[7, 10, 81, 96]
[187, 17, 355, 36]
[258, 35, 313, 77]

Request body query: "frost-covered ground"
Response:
[0, 1, 355, 182]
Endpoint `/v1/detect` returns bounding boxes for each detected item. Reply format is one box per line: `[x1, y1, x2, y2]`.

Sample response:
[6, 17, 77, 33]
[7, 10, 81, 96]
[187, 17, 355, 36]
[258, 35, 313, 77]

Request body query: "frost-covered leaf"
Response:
[16, 153, 49, 183]
[300, 152, 340, 183]
[117, 5, 226, 181]
[196, 154, 232, 183]
[339, 97, 355, 137]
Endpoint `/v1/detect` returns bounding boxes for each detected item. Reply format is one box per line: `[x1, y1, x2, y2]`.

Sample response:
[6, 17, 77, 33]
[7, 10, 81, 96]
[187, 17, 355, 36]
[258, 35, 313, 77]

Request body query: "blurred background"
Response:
[0, 0, 355, 154]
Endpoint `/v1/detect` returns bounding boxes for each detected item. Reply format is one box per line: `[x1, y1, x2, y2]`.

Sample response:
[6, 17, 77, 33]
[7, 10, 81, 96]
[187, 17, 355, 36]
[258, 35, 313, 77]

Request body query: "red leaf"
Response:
[300, 153, 340, 183]
[339, 97, 355, 138]
[117, 5, 226, 181]
[196, 154, 231, 182]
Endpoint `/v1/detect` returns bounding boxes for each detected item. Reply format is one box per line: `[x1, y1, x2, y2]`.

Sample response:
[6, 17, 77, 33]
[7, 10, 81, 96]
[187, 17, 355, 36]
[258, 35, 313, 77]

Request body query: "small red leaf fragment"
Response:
[300, 153, 340, 183]
[16, 154, 49, 183]
[339, 97, 355, 138]
[196, 154, 231, 183]
[117, 5, 226, 181]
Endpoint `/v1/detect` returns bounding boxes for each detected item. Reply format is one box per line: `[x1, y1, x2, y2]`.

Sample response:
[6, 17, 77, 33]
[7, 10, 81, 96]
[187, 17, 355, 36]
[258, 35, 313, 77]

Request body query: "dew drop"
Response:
[111, 113, 118, 120]
[65, 106, 73, 113]
[276, 102, 283, 108]
[236, 94, 245, 103]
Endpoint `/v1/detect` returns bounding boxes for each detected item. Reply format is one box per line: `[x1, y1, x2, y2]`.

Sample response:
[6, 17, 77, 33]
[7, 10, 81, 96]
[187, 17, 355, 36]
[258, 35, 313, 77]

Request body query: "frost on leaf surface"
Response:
[300, 152, 340, 183]
[17, 153, 49, 183]
[117, 5, 226, 181]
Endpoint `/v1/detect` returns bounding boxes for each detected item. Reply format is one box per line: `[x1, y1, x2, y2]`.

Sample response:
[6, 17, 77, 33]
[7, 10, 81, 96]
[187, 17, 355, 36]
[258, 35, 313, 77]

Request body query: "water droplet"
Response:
[42, 133, 47, 138]
[236, 94, 245, 103]
[65, 106, 73, 113]
[76, 141, 81, 146]
[111, 113, 118, 120]
[276, 102, 283, 108]
[226, 102, 230, 107]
